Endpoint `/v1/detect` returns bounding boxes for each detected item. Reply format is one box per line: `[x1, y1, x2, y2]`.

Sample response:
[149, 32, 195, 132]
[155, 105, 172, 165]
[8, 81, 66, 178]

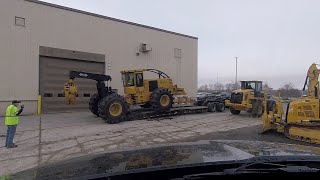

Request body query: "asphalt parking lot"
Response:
[0, 109, 301, 176]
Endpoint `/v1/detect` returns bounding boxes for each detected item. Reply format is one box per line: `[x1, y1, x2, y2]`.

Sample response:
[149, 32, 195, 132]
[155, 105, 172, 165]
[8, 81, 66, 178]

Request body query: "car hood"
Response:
[9, 140, 320, 179]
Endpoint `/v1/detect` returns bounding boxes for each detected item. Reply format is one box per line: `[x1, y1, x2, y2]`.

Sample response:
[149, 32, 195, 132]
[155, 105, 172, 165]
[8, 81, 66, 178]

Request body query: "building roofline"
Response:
[25, 0, 198, 40]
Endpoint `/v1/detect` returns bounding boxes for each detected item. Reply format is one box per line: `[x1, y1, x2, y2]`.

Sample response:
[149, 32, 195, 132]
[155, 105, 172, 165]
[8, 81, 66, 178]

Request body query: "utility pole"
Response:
[234, 57, 238, 87]
[217, 72, 219, 84]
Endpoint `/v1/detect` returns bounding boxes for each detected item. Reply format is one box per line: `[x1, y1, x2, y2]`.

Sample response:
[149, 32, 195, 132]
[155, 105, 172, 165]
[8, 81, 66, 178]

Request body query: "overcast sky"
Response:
[43, 0, 320, 89]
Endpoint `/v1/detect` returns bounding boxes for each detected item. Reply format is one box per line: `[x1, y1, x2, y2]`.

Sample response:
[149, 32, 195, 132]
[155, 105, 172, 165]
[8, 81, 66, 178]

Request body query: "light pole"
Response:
[234, 57, 238, 87]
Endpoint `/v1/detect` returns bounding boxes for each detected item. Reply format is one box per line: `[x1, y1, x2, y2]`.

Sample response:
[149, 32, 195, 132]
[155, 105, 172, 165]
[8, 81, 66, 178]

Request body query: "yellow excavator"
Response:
[262, 63, 320, 144]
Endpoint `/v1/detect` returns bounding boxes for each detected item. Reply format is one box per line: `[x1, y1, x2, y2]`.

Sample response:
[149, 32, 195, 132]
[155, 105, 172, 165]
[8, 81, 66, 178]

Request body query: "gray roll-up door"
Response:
[39, 56, 105, 113]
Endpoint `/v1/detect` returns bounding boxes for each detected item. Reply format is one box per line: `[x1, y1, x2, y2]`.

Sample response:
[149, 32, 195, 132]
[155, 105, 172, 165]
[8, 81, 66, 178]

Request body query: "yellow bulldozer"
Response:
[225, 81, 276, 117]
[64, 69, 186, 123]
[262, 63, 320, 144]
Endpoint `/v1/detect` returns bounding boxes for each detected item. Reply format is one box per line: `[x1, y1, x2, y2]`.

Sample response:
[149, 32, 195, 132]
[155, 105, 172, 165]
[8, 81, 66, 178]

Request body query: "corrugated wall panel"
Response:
[39, 56, 105, 113]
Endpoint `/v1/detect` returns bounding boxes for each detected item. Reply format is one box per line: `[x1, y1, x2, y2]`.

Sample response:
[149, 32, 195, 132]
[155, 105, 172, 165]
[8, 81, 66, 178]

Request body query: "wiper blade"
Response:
[180, 162, 320, 180]
[224, 162, 320, 174]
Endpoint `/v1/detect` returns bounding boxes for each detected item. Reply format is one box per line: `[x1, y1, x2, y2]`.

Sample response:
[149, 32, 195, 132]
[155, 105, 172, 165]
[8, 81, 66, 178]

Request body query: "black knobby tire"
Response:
[150, 88, 173, 112]
[89, 93, 100, 116]
[201, 101, 209, 106]
[207, 102, 216, 112]
[216, 102, 225, 112]
[230, 106, 241, 115]
[98, 93, 128, 124]
[251, 101, 264, 118]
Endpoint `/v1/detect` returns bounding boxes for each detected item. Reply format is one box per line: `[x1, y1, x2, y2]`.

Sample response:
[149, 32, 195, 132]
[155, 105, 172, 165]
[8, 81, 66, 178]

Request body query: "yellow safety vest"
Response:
[5, 105, 19, 125]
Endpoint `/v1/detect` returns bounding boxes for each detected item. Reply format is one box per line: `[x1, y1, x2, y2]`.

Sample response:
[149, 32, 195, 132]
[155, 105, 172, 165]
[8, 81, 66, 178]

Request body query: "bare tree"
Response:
[199, 85, 205, 91]
[280, 82, 300, 97]
[214, 82, 225, 92]
[224, 82, 239, 92]
[225, 83, 233, 93]
[282, 82, 295, 90]
[209, 84, 214, 90]
[232, 82, 240, 91]
[263, 82, 272, 91]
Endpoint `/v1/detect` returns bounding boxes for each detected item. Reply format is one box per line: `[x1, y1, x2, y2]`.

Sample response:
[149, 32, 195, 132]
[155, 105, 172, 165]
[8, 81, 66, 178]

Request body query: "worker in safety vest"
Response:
[4, 100, 24, 148]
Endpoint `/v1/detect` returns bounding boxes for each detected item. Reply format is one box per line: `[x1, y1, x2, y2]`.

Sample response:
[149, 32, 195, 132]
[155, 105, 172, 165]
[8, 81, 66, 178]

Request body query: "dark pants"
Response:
[5, 125, 17, 148]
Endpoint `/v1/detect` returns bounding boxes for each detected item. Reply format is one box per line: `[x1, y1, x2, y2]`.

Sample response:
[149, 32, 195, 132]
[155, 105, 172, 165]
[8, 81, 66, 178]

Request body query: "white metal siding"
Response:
[0, 0, 198, 115]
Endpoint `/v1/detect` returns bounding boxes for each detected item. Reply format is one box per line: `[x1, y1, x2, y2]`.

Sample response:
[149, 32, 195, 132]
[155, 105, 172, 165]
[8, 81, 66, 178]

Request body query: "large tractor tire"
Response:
[230, 106, 241, 115]
[89, 93, 100, 116]
[251, 101, 264, 118]
[150, 88, 173, 112]
[98, 93, 128, 124]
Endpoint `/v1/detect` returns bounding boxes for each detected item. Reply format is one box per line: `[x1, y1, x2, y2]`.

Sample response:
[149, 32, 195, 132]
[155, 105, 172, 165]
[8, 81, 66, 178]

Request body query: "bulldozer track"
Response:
[284, 122, 320, 144]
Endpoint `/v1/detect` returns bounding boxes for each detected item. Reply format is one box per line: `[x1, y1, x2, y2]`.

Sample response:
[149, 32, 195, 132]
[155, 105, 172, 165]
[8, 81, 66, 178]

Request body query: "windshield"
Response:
[240, 81, 262, 92]
[122, 72, 135, 87]
[2, 0, 320, 179]
[241, 81, 256, 89]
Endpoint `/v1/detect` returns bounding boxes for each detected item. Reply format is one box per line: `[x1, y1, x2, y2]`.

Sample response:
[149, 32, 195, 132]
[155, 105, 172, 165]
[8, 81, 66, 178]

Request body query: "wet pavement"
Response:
[0, 110, 268, 176]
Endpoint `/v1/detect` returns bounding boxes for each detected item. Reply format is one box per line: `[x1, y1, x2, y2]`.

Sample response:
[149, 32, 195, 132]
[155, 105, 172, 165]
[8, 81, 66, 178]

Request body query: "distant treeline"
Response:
[198, 82, 302, 98]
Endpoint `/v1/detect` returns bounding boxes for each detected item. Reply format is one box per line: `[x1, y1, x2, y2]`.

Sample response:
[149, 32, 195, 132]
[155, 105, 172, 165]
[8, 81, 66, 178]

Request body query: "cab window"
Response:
[136, 73, 143, 87]
[122, 73, 135, 87]
[256, 82, 262, 92]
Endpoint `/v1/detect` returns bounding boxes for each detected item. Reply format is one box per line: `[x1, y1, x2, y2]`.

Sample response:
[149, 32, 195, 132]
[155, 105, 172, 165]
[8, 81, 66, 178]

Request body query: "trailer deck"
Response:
[127, 105, 209, 121]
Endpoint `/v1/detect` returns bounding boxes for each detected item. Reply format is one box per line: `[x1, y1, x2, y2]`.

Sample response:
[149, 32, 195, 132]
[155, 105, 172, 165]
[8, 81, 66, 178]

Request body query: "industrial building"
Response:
[0, 0, 198, 115]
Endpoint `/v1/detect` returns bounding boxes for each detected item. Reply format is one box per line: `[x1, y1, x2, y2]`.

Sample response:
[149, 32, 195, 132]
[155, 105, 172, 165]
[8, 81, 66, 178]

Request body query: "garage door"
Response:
[39, 56, 105, 113]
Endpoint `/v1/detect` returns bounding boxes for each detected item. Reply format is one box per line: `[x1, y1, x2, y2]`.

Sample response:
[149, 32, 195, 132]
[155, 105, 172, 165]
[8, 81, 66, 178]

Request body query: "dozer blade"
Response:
[261, 110, 272, 133]
[64, 79, 78, 104]
[284, 122, 320, 144]
[261, 93, 284, 133]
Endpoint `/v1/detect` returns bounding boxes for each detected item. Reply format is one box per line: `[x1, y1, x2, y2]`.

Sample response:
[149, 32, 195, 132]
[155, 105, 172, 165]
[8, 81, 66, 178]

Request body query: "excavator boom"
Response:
[303, 63, 320, 98]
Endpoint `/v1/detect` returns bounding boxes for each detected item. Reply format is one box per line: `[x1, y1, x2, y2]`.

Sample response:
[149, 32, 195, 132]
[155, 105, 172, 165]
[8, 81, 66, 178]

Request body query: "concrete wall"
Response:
[0, 0, 198, 115]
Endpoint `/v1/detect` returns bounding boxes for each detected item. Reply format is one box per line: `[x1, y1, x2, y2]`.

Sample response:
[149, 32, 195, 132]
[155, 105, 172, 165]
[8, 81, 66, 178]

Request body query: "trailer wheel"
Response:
[150, 88, 173, 112]
[201, 101, 209, 106]
[98, 93, 128, 124]
[230, 106, 241, 115]
[217, 103, 225, 112]
[89, 93, 100, 116]
[207, 103, 216, 112]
